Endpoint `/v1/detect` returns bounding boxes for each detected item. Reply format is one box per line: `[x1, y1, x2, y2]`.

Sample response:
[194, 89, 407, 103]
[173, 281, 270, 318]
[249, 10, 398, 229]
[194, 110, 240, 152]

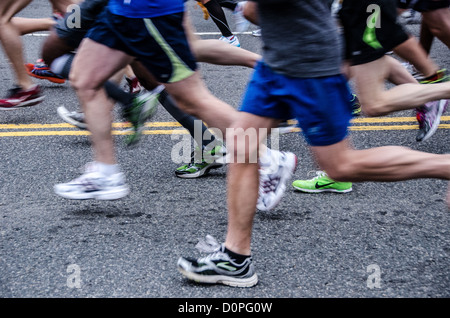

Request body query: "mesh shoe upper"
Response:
[292, 171, 353, 193]
[177, 235, 258, 287]
[257, 151, 297, 211]
[415, 99, 447, 142]
[25, 60, 65, 84]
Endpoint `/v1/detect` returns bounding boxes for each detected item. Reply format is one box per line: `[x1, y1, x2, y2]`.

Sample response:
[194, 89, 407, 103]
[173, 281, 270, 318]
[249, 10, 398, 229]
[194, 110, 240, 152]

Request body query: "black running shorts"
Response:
[86, 8, 197, 84]
[54, 0, 108, 49]
[340, 0, 410, 65]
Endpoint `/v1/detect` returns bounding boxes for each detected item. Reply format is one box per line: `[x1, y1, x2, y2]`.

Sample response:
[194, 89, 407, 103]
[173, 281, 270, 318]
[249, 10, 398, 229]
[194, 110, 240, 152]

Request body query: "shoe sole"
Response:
[177, 265, 258, 288]
[28, 72, 66, 84]
[175, 162, 224, 179]
[54, 186, 130, 200]
[292, 185, 352, 193]
[420, 99, 446, 142]
[257, 153, 298, 211]
[57, 106, 87, 129]
[0, 95, 44, 110]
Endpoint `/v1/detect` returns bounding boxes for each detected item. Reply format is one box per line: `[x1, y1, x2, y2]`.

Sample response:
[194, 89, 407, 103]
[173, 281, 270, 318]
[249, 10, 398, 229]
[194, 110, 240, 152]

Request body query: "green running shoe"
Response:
[292, 171, 352, 193]
[123, 88, 160, 146]
[350, 94, 362, 117]
[419, 69, 449, 84]
[175, 145, 225, 178]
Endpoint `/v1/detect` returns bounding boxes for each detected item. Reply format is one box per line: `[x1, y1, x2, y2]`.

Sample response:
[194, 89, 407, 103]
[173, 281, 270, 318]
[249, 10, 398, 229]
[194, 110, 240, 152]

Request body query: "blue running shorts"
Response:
[86, 8, 197, 83]
[240, 61, 353, 147]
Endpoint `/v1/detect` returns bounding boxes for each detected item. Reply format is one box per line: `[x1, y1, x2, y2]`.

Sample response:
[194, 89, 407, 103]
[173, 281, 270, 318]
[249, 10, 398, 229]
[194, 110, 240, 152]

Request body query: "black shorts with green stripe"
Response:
[339, 0, 409, 65]
[86, 8, 197, 84]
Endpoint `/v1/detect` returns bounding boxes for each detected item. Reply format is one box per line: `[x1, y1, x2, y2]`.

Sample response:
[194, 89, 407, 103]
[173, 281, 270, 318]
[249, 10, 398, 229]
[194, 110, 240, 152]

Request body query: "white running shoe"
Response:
[251, 29, 261, 37]
[257, 151, 297, 211]
[233, 1, 250, 32]
[57, 106, 87, 129]
[54, 162, 129, 200]
[219, 35, 240, 47]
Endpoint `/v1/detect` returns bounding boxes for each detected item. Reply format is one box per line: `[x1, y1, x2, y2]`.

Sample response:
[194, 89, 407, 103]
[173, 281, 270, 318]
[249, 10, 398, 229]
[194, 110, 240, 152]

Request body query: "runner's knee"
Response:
[360, 98, 390, 117]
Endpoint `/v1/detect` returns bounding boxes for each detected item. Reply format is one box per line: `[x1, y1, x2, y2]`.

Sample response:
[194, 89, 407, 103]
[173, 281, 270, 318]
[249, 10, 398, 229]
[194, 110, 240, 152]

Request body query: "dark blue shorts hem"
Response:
[240, 61, 352, 147]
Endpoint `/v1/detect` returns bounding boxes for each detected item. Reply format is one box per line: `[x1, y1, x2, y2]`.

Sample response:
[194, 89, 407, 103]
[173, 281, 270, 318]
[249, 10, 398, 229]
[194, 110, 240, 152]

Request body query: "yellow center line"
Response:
[0, 130, 189, 137]
[0, 121, 182, 129]
[0, 117, 448, 137]
[351, 124, 450, 130]
[352, 116, 450, 123]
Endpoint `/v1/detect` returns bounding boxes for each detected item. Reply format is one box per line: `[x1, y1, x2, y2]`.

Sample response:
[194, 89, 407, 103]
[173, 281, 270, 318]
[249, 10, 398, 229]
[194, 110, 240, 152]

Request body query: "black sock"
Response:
[204, 0, 233, 37]
[104, 81, 134, 109]
[158, 89, 215, 148]
[224, 246, 250, 264]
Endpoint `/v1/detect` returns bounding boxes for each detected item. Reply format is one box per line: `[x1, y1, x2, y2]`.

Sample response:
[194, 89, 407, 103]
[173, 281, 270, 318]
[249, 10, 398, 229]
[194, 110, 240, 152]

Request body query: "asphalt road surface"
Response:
[0, 0, 449, 302]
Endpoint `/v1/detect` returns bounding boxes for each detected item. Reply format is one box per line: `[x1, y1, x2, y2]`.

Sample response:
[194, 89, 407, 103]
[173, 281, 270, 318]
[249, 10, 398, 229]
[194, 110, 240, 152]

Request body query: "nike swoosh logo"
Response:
[315, 182, 335, 189]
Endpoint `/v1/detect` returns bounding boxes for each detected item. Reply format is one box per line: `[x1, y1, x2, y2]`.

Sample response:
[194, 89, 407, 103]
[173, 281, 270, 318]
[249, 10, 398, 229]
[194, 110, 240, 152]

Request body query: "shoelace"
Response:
[196, 235, 221, 253]
[311, 171, 328, 180]
[187, 146, 222, 165]
[182, 148, 205, 166]
[73, 163, 117, 187]
[195, 235, 227, 262]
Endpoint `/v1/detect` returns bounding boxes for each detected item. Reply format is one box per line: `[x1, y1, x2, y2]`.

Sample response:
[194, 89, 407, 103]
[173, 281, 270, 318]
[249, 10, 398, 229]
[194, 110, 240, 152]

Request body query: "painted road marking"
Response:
[0, 117, 448, 137]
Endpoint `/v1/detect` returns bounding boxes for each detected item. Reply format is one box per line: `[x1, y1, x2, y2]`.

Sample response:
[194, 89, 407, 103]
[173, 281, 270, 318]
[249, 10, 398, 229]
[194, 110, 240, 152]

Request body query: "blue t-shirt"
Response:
[108, 0, 185, 18]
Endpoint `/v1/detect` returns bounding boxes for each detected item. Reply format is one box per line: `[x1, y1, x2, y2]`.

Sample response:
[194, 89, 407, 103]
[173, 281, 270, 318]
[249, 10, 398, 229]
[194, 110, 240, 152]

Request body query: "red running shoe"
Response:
[0, 85, 44, 110]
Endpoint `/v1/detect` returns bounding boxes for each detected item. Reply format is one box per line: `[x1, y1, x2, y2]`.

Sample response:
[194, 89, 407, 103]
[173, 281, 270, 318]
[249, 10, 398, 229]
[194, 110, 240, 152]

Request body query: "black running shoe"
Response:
[175, 145, 225, 178]
[177, 235, 258, 287]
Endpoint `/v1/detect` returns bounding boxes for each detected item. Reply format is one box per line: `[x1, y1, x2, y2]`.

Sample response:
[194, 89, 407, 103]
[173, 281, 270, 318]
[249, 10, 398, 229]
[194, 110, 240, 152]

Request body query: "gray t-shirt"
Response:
[254, 0, 342, 78]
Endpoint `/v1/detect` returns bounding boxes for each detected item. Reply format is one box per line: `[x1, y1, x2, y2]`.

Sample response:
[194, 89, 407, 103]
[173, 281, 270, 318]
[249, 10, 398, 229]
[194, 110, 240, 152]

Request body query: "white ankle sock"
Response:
[95, 162, 120, 176]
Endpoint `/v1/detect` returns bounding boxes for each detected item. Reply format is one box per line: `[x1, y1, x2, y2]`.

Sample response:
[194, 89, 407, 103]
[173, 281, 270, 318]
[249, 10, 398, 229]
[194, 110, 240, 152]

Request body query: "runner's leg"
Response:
[0, 0, 35, 90]
[351, 56, 450, 117]
[70, 38, 134, 164]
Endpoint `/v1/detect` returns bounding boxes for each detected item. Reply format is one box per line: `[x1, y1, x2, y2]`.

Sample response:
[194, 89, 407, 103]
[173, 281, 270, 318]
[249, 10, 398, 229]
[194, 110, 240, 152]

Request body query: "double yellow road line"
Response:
[0, 122, 184, 137]
[350, 116, 450, 131]
[0, 116, 449, 137]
